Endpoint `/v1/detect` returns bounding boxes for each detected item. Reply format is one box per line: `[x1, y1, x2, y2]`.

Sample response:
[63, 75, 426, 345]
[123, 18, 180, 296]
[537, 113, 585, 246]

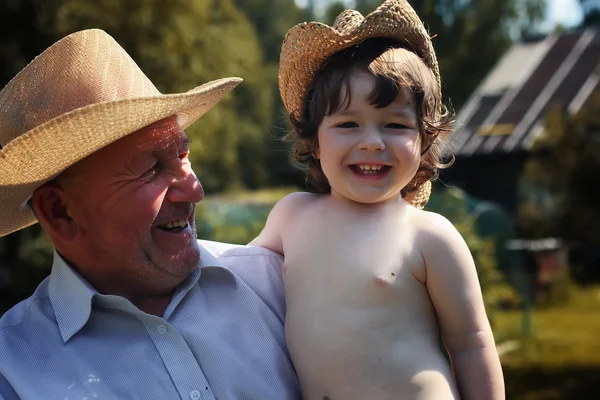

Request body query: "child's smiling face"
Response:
[316, 71, 422, 204]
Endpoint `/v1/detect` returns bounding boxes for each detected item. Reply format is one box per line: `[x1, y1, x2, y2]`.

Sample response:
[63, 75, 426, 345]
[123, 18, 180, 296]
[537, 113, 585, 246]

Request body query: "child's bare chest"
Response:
[280, 204, 455, 399]
[282, 206, 423, 302]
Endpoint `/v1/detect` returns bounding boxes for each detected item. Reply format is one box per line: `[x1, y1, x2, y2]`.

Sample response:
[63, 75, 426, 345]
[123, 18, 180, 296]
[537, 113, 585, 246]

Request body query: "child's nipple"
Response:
[374, 272, 396, 287]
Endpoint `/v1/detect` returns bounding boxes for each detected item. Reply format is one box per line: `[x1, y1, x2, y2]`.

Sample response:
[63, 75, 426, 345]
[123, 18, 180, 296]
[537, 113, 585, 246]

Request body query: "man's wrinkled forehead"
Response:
[131, 116, 188, 153]
[59, 116, 186, 180]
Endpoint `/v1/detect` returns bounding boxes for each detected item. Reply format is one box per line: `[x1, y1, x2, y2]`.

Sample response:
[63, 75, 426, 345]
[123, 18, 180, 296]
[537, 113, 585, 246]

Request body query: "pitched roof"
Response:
[452, 28, 600, 156]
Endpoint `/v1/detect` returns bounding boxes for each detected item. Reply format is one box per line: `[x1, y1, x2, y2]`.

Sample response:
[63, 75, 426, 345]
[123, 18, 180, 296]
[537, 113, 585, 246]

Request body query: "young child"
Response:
[251, 1, 505, 399]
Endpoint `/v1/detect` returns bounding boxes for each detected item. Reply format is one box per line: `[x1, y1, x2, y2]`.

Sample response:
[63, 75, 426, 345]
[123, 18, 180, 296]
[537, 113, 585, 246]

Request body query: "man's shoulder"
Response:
[199, 239, 283, 262]
[0, 278, 58, 372]
[0, 279, 52, 333]
[198, 240, 286, 322]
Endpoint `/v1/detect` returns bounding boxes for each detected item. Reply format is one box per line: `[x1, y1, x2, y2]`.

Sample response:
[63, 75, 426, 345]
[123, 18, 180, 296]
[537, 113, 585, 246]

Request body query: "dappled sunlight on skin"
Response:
[57, 117, 189, 214]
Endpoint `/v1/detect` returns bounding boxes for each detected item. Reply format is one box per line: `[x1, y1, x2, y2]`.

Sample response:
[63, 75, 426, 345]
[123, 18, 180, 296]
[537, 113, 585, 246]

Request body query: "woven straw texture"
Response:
[404, 180, 431, 209]
[279, 0, 439, 208]
[0, 29, 241, 237]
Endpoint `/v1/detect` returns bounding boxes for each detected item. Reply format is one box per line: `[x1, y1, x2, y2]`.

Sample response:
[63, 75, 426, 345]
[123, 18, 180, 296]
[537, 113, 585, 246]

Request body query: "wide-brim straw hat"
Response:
[279, 0, 439, 208]
[0, 29, 242, 237]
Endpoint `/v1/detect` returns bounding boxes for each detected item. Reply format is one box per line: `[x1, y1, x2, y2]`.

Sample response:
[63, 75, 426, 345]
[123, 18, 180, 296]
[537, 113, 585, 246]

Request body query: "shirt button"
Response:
[190, 390, 201, 400]
[157, 324, 167, 335]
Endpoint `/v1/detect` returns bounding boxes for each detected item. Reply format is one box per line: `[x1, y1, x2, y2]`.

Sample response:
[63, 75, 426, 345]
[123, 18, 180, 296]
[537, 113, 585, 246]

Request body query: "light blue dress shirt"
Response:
[0, 240, 300, 400]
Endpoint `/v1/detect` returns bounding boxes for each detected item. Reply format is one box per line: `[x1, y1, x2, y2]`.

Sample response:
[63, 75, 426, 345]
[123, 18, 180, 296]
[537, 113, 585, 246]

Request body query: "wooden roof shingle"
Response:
[452, 29, 600, 156]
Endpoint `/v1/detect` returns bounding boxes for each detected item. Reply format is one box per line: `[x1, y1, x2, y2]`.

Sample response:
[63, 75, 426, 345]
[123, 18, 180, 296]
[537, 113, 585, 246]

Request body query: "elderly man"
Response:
[0, 29, 300, 399]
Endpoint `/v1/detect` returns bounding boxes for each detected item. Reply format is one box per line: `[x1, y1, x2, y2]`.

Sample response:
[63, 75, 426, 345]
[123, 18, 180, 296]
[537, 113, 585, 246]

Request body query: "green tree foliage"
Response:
[579, 0, 600, 26]
[232, 0, 306, 187]
[233, 0, 305, 64]
[324, 1, 348, 22]
[324, 0, 547, 108]
[519, 89, 600, 242]
[0, 0, 56, 86]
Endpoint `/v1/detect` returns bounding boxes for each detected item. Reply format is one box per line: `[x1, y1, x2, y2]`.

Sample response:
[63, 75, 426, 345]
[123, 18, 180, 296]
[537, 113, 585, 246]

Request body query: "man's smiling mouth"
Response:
[157, 219, 189, 233]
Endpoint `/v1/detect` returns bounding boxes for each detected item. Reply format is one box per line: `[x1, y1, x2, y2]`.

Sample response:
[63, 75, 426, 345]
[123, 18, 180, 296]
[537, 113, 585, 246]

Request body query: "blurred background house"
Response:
[1, 0, 598, 399]
[440, 27, 600, 297]
[443, 29, 599, 215]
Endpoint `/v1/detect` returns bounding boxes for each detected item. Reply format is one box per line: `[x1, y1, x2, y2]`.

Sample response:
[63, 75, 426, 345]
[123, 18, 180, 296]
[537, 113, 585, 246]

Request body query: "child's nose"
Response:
[359, 128, 385, 151]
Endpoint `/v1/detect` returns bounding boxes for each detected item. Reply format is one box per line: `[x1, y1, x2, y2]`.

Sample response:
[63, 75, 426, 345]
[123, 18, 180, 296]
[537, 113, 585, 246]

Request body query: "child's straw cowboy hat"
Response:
[278, 0, 441, 208]
[0, 29, 242, 237]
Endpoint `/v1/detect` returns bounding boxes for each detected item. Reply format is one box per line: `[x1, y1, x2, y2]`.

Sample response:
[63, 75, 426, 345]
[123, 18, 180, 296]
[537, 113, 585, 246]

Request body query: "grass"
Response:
[496, 286, 600, 399]
[497, 286, 600, 366]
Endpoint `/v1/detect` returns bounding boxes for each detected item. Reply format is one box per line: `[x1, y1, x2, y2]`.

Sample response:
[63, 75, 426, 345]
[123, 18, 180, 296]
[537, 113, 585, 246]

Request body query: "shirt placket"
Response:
[97, 294, 216, 400]
[141, 316, 216, 400]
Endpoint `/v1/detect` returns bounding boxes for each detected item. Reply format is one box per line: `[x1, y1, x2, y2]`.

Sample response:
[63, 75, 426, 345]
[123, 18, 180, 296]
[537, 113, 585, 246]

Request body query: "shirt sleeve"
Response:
[0, 372, 18, 400]
[213, 245, 287, 324]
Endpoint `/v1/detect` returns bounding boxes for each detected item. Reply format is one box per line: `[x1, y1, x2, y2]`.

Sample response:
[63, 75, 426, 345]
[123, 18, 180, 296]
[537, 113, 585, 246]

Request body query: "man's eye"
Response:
[142, 164, 159, 179]
[335, 122, 359, 128]
[386, 123, 409, 129]
[179, 151, 189, 160]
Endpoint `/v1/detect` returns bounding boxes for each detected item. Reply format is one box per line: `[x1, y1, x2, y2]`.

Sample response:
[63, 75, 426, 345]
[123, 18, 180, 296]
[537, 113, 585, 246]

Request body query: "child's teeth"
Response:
[358, 165, 382, 171]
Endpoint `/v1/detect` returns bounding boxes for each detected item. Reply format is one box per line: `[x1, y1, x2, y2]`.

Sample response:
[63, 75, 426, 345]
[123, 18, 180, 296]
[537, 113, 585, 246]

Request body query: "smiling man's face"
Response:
[57, 117, 204, 295]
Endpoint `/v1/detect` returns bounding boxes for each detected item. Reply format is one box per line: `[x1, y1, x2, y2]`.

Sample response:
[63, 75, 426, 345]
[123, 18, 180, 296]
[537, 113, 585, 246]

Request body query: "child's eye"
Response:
[386, 123, 409, 129]
[179, 151, 189, 160]
[335, 121, 359, 128]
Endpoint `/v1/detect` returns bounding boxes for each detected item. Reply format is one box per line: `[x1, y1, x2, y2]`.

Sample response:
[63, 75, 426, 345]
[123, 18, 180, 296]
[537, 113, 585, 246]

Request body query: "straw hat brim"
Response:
[0, 77, 241, 237]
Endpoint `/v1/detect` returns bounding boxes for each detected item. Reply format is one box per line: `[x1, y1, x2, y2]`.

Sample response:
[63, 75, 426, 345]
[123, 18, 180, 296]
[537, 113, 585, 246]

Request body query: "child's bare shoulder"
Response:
[410, 208, 464, 252]
[276, 191, 319, 208]
[269, 191, 320, 218]
[409, 208, 477, 279]
[411, 208, 454, 230]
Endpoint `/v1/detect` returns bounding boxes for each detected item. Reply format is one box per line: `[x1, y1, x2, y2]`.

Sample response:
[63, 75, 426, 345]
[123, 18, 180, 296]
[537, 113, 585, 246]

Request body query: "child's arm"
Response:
[420, 213, 505, 400]
[250, 192, 309, 255]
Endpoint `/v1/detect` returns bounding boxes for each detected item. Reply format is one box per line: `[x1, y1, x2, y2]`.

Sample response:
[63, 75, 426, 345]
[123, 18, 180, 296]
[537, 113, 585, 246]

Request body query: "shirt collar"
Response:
[49, 243, 234, 342]
[48, 250, 97, 343]
[161, 244, 235, 319]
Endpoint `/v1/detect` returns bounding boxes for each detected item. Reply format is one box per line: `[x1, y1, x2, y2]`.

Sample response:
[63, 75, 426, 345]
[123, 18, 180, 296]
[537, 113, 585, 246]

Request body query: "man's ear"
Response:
[32, 182, 78, 242]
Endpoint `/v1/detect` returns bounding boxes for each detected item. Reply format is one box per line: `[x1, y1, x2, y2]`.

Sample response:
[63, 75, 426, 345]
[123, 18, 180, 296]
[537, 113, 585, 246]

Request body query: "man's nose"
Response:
[359, 127, 385, 151]
[167, 167, 204, 204]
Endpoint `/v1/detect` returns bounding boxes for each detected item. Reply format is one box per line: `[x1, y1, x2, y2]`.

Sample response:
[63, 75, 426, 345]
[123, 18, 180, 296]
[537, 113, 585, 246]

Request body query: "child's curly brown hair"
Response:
[287, 38, 454, 199]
